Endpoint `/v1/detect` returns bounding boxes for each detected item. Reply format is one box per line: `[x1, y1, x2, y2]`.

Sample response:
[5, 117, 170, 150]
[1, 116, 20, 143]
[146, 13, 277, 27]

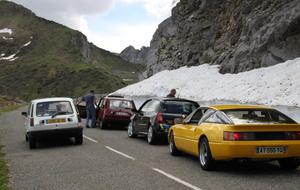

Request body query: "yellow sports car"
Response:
[168, 105, 300, 170]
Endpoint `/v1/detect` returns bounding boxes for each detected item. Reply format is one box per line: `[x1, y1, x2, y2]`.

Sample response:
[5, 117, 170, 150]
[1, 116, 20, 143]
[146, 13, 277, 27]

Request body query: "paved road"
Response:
[0, 107, 300, 190]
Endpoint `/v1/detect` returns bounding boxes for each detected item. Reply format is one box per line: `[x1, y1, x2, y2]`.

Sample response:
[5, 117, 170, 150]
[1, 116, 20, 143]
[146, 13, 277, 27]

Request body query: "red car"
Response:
[96, 96, 136, 129]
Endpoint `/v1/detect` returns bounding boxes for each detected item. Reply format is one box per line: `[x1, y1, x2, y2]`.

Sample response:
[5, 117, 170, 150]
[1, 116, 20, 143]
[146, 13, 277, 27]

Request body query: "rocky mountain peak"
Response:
[137, 0, 300, 78]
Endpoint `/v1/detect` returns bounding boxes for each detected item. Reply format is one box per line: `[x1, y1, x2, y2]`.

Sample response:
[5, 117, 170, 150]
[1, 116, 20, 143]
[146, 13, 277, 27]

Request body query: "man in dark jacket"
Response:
[166, 89, 176, 98]
[82, 90, 96, 128]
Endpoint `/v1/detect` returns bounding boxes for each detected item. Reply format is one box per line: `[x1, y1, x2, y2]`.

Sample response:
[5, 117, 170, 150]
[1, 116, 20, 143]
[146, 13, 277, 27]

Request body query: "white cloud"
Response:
[10, 0, 115, 32]
[9, 0, 179, 53]
[120, 0, 179, 18]
[87, 23, 158, 53]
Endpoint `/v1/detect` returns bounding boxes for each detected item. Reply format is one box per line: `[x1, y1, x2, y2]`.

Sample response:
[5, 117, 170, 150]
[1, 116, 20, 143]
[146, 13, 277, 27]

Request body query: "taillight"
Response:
[156, 112, 164, 124]
[285, 132, 300, 140]
[223, 132, 254, 141]
[77, 114, 81, 122]
[30, 118, 34, 127]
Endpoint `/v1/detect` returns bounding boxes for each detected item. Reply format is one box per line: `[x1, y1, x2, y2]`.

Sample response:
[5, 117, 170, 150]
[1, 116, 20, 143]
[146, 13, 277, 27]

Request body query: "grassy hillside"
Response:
[0, 1, 144, 100]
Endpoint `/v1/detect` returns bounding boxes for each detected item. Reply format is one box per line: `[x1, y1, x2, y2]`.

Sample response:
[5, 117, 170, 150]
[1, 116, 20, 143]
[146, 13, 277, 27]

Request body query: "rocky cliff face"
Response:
[120, 45, 149, 65]
[142, 0, 300, 77]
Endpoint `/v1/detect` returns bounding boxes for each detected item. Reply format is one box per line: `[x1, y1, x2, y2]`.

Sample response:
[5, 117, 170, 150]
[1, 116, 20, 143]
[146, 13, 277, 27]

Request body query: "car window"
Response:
[203, 112, 224, 124]
[140, 101, 153, 112]
[187, 109, 203, 124]
[109, 99, 133, 109]
[161, 101, 198, 114]
[223, 109, 296, 124]
[36, 101, 74, 117]
[199, 109, 215, 123]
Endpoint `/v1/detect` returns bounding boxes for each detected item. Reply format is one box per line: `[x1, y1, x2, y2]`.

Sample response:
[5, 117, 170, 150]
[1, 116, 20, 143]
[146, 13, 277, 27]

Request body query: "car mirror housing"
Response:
[174, 118, 184, 124]
[21, 112, 27, 116]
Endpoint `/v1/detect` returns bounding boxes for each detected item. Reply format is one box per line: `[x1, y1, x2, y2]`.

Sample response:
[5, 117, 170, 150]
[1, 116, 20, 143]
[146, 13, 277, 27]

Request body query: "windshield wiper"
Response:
[51, 111, 68, 118]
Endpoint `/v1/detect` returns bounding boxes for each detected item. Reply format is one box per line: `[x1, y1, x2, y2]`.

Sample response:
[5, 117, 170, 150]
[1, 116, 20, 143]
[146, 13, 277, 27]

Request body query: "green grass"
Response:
[0, 146, 9, 190]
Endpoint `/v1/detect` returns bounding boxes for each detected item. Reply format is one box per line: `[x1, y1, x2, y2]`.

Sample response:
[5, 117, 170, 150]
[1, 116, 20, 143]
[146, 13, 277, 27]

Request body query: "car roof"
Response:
[147, 97, 198, 103]
[105, 97, 132, 101]
[31, 97, 74, 104]
[208, 104, 273, 111]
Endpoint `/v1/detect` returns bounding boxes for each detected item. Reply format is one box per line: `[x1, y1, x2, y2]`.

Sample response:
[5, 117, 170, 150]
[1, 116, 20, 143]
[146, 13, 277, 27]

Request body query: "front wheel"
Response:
[29, 137, 36, 149]
[99, 120, 107, 130]
[199, 137, 215, 170]
[128, 122, 137, 138]
[278, 158, 300, 170]
[169, 131, 180, 156]
[147, 126, 157, 145]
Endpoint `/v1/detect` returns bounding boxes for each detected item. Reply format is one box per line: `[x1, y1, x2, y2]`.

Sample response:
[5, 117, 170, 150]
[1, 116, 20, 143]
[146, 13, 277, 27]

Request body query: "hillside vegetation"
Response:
[0, 1, 144, 100]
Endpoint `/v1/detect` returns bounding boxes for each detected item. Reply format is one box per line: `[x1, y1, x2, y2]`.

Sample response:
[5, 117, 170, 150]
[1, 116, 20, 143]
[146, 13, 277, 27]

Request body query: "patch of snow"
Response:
[2, 36, 13, 40]
[23, 41, 31, 47]
[0, 28, 13, 35]
[0, 53, 4, 57]
[0, 53, 17, 61]
[9, 57, 18, 61]
[115, 58, 300, 107]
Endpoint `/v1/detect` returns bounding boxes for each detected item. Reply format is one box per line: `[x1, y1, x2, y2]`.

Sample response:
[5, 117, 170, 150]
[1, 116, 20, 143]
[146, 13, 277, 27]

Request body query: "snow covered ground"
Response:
[115, 58, 300, 107]
[0, 28, 13, 35]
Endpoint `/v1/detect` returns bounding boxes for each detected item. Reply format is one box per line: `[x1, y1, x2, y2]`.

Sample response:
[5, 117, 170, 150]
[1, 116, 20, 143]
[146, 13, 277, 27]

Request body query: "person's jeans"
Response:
[86, 107, 96, 127]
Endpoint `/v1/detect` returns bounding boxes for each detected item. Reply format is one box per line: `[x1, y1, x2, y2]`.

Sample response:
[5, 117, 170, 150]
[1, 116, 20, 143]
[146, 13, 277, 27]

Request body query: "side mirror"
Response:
[21, 112, 27, 117]
[174, 118, 183, 124]
[131, 108, 138, 113]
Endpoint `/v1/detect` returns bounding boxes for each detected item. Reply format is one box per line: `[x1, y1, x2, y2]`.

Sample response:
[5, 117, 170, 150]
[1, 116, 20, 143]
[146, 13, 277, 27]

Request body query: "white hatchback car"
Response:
[22, 97, 83, 149]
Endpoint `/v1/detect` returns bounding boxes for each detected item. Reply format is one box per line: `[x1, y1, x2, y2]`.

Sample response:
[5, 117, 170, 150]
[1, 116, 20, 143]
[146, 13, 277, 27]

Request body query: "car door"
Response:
[175, 108, 207, 155]
[132, 100, 152, 133]
[24, 103, 34, 132]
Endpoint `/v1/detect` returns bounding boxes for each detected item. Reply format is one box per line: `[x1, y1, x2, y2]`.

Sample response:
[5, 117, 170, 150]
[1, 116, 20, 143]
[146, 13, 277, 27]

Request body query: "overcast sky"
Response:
[10, 0, 179, 53]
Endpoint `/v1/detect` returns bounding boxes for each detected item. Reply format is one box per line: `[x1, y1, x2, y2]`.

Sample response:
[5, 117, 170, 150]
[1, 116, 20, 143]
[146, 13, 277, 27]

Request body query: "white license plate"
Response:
[256, 147, 287, 154]
[115, 112, 128, 116]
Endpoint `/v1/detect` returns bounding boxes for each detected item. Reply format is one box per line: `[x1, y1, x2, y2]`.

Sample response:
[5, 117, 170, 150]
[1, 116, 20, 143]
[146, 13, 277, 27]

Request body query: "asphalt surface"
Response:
[0, 107, 300, 190]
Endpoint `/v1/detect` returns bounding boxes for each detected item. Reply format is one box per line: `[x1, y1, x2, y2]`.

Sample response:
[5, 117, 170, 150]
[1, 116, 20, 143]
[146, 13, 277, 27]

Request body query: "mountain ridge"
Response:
[0, 1, 144, 100]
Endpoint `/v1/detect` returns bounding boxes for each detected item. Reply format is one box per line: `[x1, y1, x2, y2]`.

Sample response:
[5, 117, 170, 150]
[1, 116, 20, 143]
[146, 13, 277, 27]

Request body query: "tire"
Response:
[25, 134, 29, 142]
[278, 158, 300, 170]
[199, 137, 215, 170]
[169, 131, 180, 156]
[96, 119, 100, 128]
[75, 133, 83, 145]
[29, 137, 36, 149]
[99, 120, 107, 130]
[147, 125, 157, 145]
[127, 122, 137, 138]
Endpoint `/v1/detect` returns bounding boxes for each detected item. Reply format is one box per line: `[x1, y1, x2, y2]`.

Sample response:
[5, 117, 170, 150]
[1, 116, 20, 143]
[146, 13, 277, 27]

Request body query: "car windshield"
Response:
[36, 101, 74, 117]
[161, 101, 198, 114]
[223, 109, 296, 124]
[109, 99, 133, 109]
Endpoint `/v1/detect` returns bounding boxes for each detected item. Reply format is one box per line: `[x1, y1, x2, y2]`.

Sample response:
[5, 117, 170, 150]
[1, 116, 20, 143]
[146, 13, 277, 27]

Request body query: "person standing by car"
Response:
[82, 90, 96, 128]
[166, 89, 176, 98]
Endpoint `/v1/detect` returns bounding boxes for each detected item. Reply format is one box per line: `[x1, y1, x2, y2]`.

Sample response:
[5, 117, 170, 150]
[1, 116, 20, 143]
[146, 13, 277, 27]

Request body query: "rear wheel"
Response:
[29, 137, 36, 149]
[199, 137, 215, 170]
[75, 131, 83, 145]
[278, 158, 300, 170]
[128, 122, 137, 138]
[25, 133, 28, 142]
[99, 120, 107, 130]
[169, 131, 180, 156]
[147, 126, 157, 145]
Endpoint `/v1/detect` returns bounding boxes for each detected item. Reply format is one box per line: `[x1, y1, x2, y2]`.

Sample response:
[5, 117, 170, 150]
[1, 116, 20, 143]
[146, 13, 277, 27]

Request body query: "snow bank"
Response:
[0, 28, 13, 35]
[115, 58, 300, 107]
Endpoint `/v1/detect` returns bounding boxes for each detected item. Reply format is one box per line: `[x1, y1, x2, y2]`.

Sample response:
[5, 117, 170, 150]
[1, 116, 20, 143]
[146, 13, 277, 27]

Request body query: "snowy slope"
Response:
[114, 58, 300, 107]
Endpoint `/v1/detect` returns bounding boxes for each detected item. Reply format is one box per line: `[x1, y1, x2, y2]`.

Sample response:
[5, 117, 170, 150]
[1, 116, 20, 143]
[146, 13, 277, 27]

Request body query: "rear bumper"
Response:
[210, 141, 300, 160]
[27, 127, 83, 139]
[154, 124, 172, 136]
